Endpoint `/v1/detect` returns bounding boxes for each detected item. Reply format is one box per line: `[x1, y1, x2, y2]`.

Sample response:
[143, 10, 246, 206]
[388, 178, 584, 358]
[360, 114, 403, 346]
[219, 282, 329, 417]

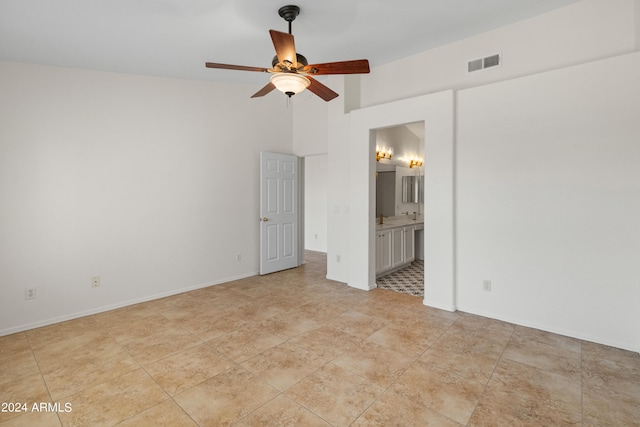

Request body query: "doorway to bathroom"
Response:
[373, 121, 425, 297]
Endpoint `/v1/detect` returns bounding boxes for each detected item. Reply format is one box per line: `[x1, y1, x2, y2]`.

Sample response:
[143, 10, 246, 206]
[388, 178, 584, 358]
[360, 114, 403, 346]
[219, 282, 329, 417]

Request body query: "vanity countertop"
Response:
[375, 216, 424, 230]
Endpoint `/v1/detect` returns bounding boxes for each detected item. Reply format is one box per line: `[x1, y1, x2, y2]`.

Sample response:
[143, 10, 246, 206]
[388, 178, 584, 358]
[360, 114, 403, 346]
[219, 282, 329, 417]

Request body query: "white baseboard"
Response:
[423, 299, 457, 312]
[456, 305, 640, 355]
[0, 271, 258, 337]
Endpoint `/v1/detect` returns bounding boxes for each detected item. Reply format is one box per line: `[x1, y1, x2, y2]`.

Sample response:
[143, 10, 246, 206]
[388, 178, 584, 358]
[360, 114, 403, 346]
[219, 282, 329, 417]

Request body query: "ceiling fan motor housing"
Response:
[271, 53, 308, 69]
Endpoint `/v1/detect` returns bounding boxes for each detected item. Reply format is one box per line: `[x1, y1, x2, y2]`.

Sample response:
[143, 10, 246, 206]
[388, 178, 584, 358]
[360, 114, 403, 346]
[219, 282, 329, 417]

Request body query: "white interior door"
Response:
[260, 152, 299, 275]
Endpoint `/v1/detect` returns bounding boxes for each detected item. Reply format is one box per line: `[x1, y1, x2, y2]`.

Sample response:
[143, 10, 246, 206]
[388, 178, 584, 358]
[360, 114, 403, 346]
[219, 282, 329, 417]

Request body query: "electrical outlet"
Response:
[91, 276, 100, 288]
[483, 280, 492, 292]
[25, 288, 37, 300]
[336, 254, 341, 263]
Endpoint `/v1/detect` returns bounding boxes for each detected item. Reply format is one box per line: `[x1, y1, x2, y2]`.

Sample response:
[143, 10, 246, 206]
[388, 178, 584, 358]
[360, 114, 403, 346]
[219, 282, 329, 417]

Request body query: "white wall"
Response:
[456, 52, 640, 351]
[294, 0, 639, 154]
[322, 0, 639, 287]
[636, 0, 640, 49]
[0, 61, 292, 335]
[304, 154, 328, 252]
[292, 90, 329, 156]
[322, 0, 640, 351]
[324, 76, 352, 282]
[361, 0, 637, 107]
[292, 92, 330, 255]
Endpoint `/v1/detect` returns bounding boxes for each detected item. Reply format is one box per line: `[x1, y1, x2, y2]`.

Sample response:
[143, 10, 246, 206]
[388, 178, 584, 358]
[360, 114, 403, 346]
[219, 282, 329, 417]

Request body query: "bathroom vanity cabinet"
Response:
[375, 218, 421, 277]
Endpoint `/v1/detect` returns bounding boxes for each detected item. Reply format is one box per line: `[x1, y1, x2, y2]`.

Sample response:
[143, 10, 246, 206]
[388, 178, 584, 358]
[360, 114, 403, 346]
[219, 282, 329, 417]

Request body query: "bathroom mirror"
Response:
[376, 171, 396, 217]
[402, 175, 424, 203]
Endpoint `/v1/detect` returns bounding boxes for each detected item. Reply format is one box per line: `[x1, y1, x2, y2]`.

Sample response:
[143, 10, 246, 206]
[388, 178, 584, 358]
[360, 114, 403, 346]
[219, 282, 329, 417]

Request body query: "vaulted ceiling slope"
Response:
[0, 0, 580, 84]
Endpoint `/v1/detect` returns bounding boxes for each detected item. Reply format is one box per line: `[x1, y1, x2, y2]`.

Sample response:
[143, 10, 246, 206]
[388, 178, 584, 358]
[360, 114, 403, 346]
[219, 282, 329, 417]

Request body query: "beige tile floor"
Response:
[1, 251, 639, 426]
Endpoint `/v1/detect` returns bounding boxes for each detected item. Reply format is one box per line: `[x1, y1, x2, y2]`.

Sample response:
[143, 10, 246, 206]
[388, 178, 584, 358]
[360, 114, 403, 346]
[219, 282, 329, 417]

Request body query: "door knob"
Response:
[260, 217, 269, 222]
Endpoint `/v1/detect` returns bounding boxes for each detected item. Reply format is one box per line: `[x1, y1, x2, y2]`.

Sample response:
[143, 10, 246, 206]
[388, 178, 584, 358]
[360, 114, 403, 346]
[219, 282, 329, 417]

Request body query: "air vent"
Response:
[467, 58, 483, 73]
[467, 53, 501, 73]
[483, 54, 500, 68]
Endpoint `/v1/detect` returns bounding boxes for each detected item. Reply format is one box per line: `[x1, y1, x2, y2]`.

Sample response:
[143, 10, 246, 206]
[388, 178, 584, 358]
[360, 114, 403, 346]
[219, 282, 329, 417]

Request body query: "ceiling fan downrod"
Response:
[278, 5, 300, 34]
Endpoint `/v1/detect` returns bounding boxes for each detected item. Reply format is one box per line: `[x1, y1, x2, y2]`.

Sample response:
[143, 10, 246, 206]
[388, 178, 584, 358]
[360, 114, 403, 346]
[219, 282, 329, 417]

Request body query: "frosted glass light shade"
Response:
[270, 73, 310, 96]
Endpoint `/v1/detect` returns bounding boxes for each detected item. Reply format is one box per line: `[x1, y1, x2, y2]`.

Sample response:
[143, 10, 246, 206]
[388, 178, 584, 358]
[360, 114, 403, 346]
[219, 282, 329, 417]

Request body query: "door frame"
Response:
[346, 91, 457, 311]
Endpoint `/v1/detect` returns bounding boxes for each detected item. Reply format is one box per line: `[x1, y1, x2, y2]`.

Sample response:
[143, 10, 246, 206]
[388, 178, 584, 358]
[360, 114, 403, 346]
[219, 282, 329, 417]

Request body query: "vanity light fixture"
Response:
[270, 73, 310, 97]
[376, 146, 393, 161]
[409, 157, 423, 168]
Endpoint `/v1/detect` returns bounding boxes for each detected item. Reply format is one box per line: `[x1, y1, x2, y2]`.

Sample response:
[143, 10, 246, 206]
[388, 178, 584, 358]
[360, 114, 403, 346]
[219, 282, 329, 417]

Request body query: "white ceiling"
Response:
[0, 0, 581, 85]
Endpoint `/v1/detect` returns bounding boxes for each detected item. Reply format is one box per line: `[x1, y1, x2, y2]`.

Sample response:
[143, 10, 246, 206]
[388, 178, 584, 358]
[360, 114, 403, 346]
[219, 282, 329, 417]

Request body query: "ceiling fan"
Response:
[205, 5, 370, 102]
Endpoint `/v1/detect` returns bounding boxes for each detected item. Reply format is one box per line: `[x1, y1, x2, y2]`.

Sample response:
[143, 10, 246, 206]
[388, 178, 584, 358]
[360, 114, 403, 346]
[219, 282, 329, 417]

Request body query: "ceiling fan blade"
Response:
[205, 62, 269, 73]
[303, 59, 370, 75]
[269, 30, 296, 65]
[251, 82, 276, 98]
[306, 76, 339, 102]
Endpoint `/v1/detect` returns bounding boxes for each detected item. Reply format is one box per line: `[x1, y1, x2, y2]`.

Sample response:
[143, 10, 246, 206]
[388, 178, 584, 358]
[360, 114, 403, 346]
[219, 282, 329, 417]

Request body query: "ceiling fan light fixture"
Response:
[270, 73, 310, 97]
[205, 5, 368, 101]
